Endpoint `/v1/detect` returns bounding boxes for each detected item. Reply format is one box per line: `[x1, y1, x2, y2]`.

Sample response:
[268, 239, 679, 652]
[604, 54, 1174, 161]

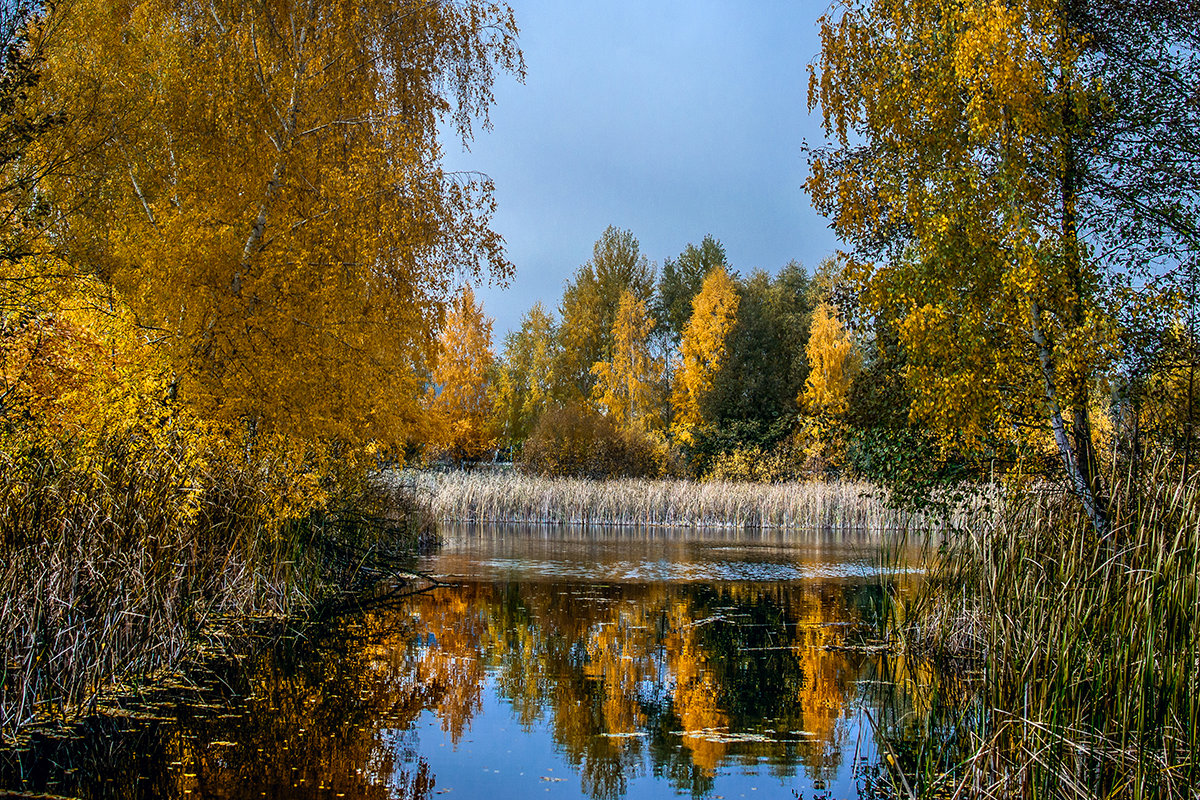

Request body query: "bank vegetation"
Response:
[407, 469, 985, 532]
[0, 0, 519, 739]
[879, 464, 1199, 798]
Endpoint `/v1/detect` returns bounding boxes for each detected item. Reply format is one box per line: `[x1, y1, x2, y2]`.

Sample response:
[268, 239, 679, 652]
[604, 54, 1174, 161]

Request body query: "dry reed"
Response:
[396, 468, 988, 531]
[0, 435, 427, 740]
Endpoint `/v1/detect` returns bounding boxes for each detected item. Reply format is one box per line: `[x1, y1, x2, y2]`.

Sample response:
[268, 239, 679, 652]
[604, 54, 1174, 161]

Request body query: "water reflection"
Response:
[1, 526, 918, 799]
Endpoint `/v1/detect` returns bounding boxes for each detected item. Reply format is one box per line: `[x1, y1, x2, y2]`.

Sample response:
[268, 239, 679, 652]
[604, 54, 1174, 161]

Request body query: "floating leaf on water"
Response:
[597, 732, 646, 739]
[672, 728, 777, 744]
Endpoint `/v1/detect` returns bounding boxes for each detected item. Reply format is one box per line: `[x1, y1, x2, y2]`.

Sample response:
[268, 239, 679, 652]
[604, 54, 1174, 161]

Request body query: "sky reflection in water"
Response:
[1, 525, 922, 799]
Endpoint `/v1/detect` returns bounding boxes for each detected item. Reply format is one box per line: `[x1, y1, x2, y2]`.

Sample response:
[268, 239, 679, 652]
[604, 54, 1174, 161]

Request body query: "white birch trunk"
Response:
[1029, 298, 1110, 537]
[236, 17, 309, 297]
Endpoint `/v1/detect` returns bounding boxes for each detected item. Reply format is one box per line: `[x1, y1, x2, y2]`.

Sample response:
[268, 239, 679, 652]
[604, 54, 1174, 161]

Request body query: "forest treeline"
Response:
[430, 228, 871, 482]
[435, 203, 1199, 504]
[421, 0, 1200, 538]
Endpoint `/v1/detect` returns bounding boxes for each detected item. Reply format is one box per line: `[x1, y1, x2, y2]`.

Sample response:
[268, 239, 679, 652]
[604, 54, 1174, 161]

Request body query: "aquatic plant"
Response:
[0, 434, 430, 740]
[403, 468, 988, 531]
[877, 464, 1200, 798]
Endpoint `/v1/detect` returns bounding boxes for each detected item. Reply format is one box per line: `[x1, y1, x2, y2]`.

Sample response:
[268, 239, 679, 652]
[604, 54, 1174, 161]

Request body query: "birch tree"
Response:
[591, 290, 663, 432]
[801, 303, 858, 417]
[425, 286, 496, 463]
[37, 0, 522, 447]
[494, 301, 557, 450]
[556, 226, 655, 399]
[670, 266, 739, 447]
[808, 0, 1114, 533]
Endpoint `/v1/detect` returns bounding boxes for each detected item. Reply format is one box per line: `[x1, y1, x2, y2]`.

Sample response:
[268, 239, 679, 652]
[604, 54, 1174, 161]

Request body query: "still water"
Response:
[2, 526, 921, 799]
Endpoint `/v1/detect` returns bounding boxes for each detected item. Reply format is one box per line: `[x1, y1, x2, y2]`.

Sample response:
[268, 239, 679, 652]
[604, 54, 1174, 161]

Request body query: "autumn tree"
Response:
[808, 0, 1115, 532]
[555, 226, 655, 399]
[591, 290, 663, 432]
[494, 301, 558, 452]
[425, 287, 496, 464]
[700, 263, 814, 452]
[36, 0, 522, 448]
[671, 266, 739, 447]
[801, 303, 858, 417]
[655, 234, 728, 347]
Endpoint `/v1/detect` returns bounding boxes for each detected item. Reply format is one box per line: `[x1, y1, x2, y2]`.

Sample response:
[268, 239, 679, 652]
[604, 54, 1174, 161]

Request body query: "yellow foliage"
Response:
[590, 290, 664, 432]
[425, 287, 497, 463]
[555, 227, 655, 400]
[494, 302, 557, 448]
[807, 0, 1116, 466]
[0, 265, 343, 523]
[37, 0, 523, 448]
[671, 267, 739, 446]
[705, 441, 807, 483]
[801, 303, 859, 417]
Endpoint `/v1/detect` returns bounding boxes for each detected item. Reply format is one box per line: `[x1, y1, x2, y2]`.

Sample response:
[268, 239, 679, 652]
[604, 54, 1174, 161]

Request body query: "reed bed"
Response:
[399, 468, 987, 531]
[882, 466, 1200, 799]
[0, 435, 428, 741]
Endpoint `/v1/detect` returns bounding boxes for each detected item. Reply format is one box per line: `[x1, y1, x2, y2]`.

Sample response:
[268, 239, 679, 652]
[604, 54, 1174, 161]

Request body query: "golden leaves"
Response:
[807, 0, 1115, 462]
[671, 267, 739, 447]
[39, 0, 523, 448]
[590, 291, 663, 433]
[424, 286, 497, 464]
[801, 303, 859, 418]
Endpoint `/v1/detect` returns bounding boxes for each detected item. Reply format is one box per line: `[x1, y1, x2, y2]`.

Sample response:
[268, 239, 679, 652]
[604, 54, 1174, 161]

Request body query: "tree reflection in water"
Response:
[0, 536, 897, 800]
[410, 579, 876, 798]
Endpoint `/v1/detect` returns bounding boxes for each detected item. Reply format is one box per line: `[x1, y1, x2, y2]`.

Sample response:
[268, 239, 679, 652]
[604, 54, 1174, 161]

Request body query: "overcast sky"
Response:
[440, 0, 840, 338]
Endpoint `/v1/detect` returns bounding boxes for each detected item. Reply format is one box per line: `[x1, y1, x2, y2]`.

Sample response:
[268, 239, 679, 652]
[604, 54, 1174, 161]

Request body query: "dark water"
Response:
[2, 526, 923, 799]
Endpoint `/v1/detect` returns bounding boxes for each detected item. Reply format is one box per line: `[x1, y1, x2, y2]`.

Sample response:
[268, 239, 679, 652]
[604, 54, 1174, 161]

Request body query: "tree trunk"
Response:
[1030, 299, 1110, 537]
[238, 16, 309, 296]
[1056, 19, 1111, 534]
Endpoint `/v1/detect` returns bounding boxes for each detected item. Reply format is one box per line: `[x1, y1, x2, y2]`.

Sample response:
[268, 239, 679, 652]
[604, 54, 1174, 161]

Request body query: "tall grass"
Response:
[880, 466, 1200, 798]
[401, 468, 987, 531]
[0, 434, 430, 740]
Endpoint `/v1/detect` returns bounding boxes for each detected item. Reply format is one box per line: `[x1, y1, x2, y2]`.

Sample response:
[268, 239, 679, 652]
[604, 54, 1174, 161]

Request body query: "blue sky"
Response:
[441, 0, 839, 338]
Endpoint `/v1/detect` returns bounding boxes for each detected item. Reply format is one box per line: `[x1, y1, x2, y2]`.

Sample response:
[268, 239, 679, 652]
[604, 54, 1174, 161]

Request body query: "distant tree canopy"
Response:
[495, 302, 557, 452]
[700, 264, 814, 449]
[489, 229, 856, 479]
[426, 287, 497, 464]
[655, 234, 728, 346]
[556, 226, 655, 400]
[671, 265, 740, 449]
[591, 290, 663, 433]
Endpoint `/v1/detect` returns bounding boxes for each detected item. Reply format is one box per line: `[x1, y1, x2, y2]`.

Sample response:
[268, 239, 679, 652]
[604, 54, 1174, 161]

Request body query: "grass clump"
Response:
[879, 467, 1199, 799]
[0, 429, 433, 740]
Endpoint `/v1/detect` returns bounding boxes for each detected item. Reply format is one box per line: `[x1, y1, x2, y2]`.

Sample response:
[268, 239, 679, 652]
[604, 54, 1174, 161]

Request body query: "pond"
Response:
[1, 525, 928, 799]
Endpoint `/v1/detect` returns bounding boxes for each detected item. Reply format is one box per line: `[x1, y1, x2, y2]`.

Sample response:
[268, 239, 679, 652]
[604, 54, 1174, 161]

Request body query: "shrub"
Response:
[705, 441, 808, 483]
[518, 402, 661, 479]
